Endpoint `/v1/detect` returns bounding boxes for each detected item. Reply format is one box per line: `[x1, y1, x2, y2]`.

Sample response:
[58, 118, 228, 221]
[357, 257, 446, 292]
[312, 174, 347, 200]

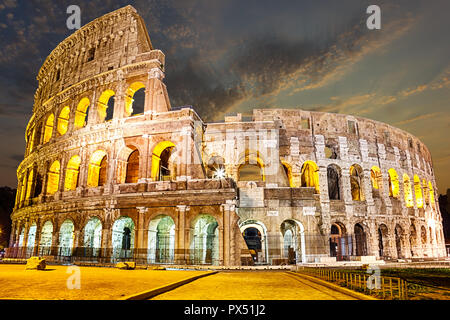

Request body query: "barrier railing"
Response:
[297, 267, 409, 300]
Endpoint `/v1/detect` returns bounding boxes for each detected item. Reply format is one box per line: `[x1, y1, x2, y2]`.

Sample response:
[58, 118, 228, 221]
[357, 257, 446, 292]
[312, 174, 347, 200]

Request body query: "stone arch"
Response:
[97, 89, 115, 122]
[125, 82, 146, 117]
[354, 223, 368, 256]
[111, 216, 135, 261]
[327, 164, 342, 200]
[378, 224, 389, 259]
[87, 150, 108, 187]
[151, 141, 176, 181]
[26, 222, 37, 257]
[46, 160, 61, 195]
[64, 155, 81, 191]
[83, 216, 102, 258]
[395, 224, 404, 259]
[58, 219, 75, 257]
[388, 168, 400, 198]
[409, 224, 418, 257]
[403, 174, 413, 208]
[370, 166, 382, 198]
[43, 113, 55, 144]
[280, 161, 294, 187]
[147, 215, 176, 264]
[428, 181, 435, 207]
[239, 219, 268, 265]
[329, 222, 349, 260]
[57, 106, 70, 136]
[350, 164, 365, 201]
[300, 160, 319, 193]
[74, 97, 90, 128]
[39, 220, 53, 256]
[413, 175, 423, 208]
[190, 214, 220, 265]
[237, 151, 265, 182]
[280, 219, 306, 264]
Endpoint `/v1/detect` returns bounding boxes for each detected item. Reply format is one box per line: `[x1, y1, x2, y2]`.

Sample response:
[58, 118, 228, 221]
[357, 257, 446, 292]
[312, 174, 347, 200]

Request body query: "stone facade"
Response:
[7, 6, 446, 266]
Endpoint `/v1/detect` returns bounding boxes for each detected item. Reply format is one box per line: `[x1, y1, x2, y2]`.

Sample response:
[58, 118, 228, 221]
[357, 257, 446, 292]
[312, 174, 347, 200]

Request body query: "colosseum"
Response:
[7, 5, 447, 266]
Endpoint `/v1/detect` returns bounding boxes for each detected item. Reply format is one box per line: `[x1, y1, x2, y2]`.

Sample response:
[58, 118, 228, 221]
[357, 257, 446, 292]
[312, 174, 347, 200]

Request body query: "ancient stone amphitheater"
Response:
[7, 6, 446, 266]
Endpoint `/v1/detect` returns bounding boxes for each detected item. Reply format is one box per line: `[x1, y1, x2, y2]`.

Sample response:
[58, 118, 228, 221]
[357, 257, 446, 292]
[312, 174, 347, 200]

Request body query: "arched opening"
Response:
[421, 226, 427, 254]
[148, 215, 175, 264]
[83, 217, 102, 258]
[58, 220, 74, 257]
[111, 217, 135, 261]
[395, 225, 403, 259]
[410, 224, 417, 257]
[413, 175, 423, 208]
[33, 173, 42, 198]
[300, 161, 319, 193]
[329, 223, 349, 261]
[281, 162, 294, 187]
[74, 97, 90, 128]
[206, 156, 226, 179]
[18, 227, 25, 249]
[388, 169, 400, 198]
[39, 221, 53, 256]
[327, 164, 342, 200]
[190, 215, 219, 265]
[25, 168, 34, 200]
[26, 223, 37, 257]
[238, 163, 264, 182]
[423, 179, 429, 205]
[403, 174, 413, 208]
[354, 224, 367, 256]
[57, 106, 70, 136]
[151, 141, 176, 181]
[428, 181, 435, 207]
[350, 165, 364, 201]
[64, 155, 81, 191]
[33, 123, 42, 148]
[125, 82, 145, 117]
[125, 149, 140, 183]
[370, 166, 382, 199]
[280, 220, 305, 264]
[87, 150, 108, 187]
[378, 224, 389, 259]
[97, 89, 115, 122]
[46, 161, 60, 195]
[243, 227, 262, 263]
[43, 114, 54, 144]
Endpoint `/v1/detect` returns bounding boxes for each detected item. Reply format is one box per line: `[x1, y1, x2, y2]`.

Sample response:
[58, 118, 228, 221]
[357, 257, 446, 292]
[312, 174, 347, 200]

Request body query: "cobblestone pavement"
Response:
[151, 271, 357, 300]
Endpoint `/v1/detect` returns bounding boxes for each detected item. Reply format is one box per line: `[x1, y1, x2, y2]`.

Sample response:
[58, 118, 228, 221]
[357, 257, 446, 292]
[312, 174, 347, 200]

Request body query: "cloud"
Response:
[316, 94, 375, 113]
[400, 84, 428, 97]
[393, 112, 443, 126]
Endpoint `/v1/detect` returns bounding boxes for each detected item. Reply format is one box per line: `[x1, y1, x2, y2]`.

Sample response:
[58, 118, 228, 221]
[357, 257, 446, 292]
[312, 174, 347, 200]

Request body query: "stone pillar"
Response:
[135, 207, 148, 262]
[176, 205, 189, 264]
[221, 203, 233, 266]
[33, 220, 41, 257]
[101, 228, 112, 262]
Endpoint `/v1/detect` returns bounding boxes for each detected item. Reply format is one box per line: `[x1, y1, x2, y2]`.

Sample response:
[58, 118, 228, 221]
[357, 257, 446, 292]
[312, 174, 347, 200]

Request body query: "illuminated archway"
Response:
[39, 221, 53, 256]
[423, 179, 429, 205]
[327, 164, 341, 200]
[280, 220, 305, 264]
[43, 114, 54, 144]
[350, 164, 364, 201]
[148, 215, 175, 264]
[190, 215, 219, 265]
[280, 161, 294, 187]
[125, 82, 145, 116]
[58, 220, 74, 257]
[413, 175, 423, 208]
[97, 89, 115, 122]
[57, 106, 70, 135]
[26, 223, 37, 257]
[83, 217, 102, 258]
[125, 149, 140, 183]
[151, 141, 176, 181]
[428, 181, 435, 206]
[300, 161, 319, 192]
[64, 155, 81, 191]
[46, 161, 60, 195]
[74, 97, 90, 128]
[388, 169, 400, 198]
[370, 166, 382, 198]
[25, 168, 34, 200]
[403, 174, 413, 207]
[87, 150, 108, 187]
[111, 217, 135, 261]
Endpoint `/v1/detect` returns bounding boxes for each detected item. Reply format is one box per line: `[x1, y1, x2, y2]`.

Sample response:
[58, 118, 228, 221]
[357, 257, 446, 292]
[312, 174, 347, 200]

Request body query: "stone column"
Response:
[221, 204, 233, 266]
[135, 207, 148, 262]
[176, 205, 189, 264]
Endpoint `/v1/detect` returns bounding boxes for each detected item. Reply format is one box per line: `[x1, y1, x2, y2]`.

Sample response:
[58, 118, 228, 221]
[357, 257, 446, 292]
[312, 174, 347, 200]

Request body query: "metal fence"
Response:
[297, 267, 409, 300]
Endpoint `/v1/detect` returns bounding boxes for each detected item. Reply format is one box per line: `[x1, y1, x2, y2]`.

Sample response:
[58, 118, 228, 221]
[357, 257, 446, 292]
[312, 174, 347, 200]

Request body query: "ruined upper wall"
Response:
[34, 5, 153, 109]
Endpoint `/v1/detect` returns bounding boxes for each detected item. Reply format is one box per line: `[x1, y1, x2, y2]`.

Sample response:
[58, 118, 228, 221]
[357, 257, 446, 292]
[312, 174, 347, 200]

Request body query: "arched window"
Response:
[423, 179, 429, 205]
[46, 161, 60, 195]
[43, 114, 54, 144]
[428, 181, 435, 206]
[281, 162, 294, 187]
[354, 224, 367, 256]
[87, 150, 108, 187]
[125, 82, 145, 117]
[403, 174, 413, 207]
[151, 141, 176, 181]
[125, 149, 140, 183]
[388, 168, 399, 198]
[74, 98, 90, 128]
[57, 106, 70, 135]
[97, 90, 115, 122]
[25, 168, 34, 200]
[413, 175, 423, 208]
[371, 166, 382, 198]
[33, 123, 42, 149]
[300, 161, 319, 193]
[64, 155, 81, 191]
[327, 164, 341, 200]
[350, 165, 364, 201]
[33, 173, 42, 198]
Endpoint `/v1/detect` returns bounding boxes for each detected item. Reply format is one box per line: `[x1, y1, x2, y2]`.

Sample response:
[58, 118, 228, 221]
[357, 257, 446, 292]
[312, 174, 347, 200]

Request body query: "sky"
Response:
[0, 0, 449, 193]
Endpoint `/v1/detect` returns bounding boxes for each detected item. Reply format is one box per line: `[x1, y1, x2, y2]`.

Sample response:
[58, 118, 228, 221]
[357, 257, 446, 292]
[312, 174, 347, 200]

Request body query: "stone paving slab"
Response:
[0, 264, 208, 300]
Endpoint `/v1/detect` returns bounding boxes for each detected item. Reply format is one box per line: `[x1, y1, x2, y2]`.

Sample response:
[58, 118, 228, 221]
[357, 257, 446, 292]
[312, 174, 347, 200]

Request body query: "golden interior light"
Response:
[414, 175, 423, 208]
[43, 114, 54, 144]
[125, 82, 145, 116]
[57, 106, 70, 135]
[403, 174, 413, 208]
[388, 168, 399, 198]
[64, 155, 81, 191]
[301, 160, 319, 193]
[74, 97, 90, 128]
[46, 161, 61, 195]
[87, 150, 107, 187]
[97, 89, 115, 121]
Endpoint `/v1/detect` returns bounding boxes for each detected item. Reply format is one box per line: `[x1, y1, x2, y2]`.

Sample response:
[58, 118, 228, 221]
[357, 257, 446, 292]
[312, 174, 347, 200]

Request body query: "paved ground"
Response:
[151, 271, 357, 300]
[0, 264, 208, 300]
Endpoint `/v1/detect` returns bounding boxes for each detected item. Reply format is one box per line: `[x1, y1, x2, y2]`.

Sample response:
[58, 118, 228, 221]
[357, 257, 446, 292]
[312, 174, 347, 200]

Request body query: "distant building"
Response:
[7, 6, 447, 265]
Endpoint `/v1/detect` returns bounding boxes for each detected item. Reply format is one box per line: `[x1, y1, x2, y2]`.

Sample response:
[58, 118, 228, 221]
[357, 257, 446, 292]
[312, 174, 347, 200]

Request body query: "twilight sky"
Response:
[0, 0, 449, 193]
